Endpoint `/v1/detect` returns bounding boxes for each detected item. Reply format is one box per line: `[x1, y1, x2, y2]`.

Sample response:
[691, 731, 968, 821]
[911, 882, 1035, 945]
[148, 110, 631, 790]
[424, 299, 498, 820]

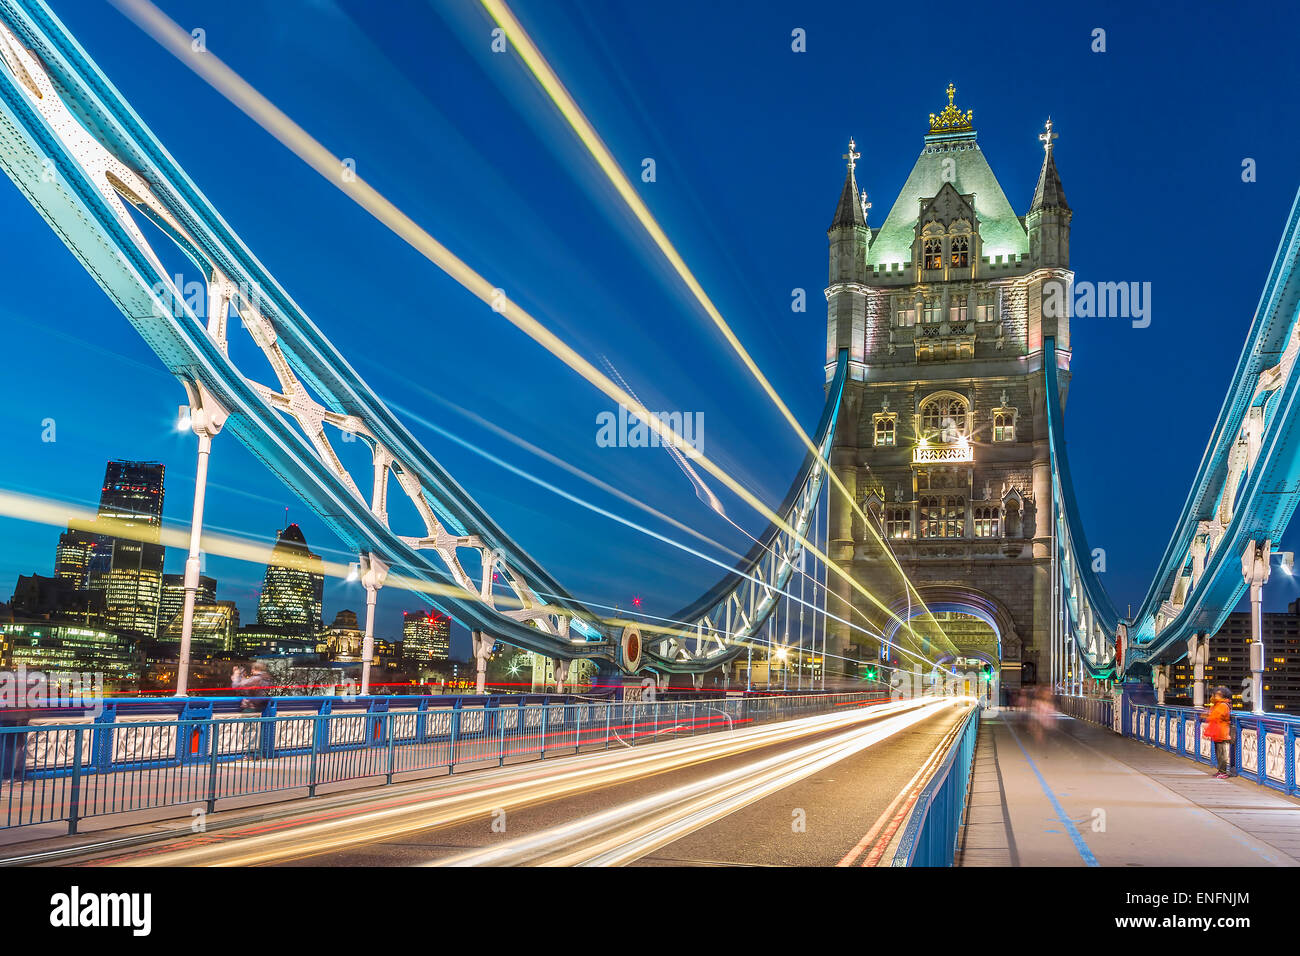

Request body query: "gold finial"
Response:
[843, 137, 860, 172]
[929, 83, 974, 134]
[1040, 116, 1058, 153]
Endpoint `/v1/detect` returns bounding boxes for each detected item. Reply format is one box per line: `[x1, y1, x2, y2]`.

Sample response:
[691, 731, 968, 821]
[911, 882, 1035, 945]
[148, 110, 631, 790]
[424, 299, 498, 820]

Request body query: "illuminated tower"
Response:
[256, 524, 324, 634]
[824, 86, 1072, 692]
[85, 460, 166, 637]
[402, 610, 451, 662]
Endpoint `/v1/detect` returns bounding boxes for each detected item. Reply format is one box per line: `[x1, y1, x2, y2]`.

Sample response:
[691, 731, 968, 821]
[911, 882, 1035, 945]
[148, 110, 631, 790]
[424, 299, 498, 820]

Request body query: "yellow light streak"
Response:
[113, 697, 940, 866]
[478, 0, 953, 651]
[105, 0, 948, 664]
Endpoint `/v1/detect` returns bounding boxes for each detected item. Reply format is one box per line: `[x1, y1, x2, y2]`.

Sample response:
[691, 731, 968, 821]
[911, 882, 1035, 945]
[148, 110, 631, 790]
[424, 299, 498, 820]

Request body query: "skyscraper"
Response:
[402, 610, 451, 662]
[157, 572, 216, 637]
[256, 524, 324, 635]
[83, 461, 166, 638]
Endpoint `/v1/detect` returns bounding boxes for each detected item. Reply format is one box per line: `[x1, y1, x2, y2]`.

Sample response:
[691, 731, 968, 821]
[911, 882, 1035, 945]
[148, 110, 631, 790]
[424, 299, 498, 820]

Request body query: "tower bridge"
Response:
[3, 0, 1300, 871]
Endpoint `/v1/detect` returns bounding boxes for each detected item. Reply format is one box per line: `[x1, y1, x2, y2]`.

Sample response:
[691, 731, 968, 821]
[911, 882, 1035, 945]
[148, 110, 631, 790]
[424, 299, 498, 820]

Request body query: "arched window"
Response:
[974, 507, 1000, 538]
[874, 417, 896, 447]
[919, 495, 965, 538]
[886, 506, 911, 539]
[920, 395, 968, 442]
[923, 238, 942, 270]
[993, 411, 1015, 442]
[950, 235, 969, 267]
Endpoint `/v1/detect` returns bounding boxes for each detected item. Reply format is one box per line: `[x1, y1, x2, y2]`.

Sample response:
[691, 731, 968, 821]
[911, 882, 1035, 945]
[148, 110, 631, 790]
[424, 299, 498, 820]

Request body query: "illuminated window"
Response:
[920, 395, 968, 441]
[895, 298, 916, 327]
[949, 299, 968, 324]
[975, 292, 997, 322]
[994, 411, 1015, 442]
[950, 235, 969, 267]
[874, 416, 896, 447]
[886, 507, 911, 539]
[973, 507, 1000, 538]
[919, 495, 965, 538]
[924, 238, 942, 270]
[922, 299, 942, 324]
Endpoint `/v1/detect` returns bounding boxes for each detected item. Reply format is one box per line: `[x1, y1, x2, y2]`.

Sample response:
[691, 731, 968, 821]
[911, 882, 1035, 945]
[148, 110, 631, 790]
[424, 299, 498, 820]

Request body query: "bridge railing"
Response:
[1123, 702, 1300, 796]
[0, 691, 886, 835]
[891, 702, 981, 867]
[1054, 695, 1114, 728]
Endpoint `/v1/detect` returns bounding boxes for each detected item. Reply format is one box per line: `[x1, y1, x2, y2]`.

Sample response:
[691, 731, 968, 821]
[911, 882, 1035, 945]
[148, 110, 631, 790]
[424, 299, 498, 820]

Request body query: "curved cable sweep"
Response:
[0, 0, 843, 675]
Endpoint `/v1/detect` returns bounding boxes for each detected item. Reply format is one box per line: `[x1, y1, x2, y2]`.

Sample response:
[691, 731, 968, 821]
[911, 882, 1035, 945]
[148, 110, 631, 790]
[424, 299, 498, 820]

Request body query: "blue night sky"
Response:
[1, 0, 1298, 658]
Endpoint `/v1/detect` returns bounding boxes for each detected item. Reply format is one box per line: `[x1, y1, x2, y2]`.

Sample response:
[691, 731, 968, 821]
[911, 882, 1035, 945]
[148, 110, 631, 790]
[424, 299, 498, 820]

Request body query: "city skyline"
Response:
[2, 0, 1300, 661]
[4, 0, 1300, 888]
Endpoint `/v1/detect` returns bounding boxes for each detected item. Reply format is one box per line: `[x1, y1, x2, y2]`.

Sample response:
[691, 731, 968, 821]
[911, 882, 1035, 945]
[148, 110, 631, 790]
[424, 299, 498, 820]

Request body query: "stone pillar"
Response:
[472, 631, 494, 695]
[1241, 540, 1271, 714]
[1029, 375, 1052, 686]
[1187, 631, 1207, 708]
[826, 454, 857, 672]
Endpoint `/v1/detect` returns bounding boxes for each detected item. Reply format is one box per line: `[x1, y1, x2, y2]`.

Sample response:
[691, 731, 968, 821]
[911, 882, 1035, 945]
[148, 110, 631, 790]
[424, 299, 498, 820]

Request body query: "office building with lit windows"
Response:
[402, 610, 451, 662]
[157, 572, 217, 637]
[158, 600, 238, 654]
[1167, 600, 1300, 713]
[0, 621, 138, 684]
[82, 460, 167, 638]
[256, 524, 324, 635]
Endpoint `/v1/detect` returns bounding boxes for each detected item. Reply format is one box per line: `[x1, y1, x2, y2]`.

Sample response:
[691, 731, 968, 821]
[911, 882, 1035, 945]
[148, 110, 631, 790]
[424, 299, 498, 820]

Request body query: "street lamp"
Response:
[1241, 541, 1294, 715]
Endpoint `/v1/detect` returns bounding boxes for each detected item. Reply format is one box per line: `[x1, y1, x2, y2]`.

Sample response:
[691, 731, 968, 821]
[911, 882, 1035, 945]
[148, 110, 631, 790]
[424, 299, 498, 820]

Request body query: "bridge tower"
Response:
[824, 86, 1072, 692]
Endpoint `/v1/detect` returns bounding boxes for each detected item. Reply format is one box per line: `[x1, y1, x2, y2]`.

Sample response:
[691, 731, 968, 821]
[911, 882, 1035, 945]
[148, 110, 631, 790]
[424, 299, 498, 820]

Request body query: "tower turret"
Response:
[1026, 117, 1071, 268]
[826, 138, 870, 372]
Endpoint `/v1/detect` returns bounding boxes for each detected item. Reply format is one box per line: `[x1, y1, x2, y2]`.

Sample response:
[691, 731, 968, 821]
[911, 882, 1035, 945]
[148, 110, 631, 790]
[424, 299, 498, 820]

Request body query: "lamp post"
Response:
[1241, 540, 1294, 715]
[175, 383, 227, 697]
[358, 553, 388, 696]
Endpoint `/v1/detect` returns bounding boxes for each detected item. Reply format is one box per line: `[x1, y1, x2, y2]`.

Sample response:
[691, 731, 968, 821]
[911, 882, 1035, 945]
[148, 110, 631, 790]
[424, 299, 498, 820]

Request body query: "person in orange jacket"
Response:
[1203, 685, 1233, 778]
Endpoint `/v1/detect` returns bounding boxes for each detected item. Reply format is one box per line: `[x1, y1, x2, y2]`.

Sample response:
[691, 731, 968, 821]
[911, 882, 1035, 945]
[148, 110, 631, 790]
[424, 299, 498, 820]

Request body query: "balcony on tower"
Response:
[912, 436, 974, 465]
[914, 318, 976, 362]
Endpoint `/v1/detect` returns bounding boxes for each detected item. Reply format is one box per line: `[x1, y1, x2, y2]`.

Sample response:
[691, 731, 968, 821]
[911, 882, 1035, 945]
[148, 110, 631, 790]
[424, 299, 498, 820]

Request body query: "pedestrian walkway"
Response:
[959, 709, 1300, 866]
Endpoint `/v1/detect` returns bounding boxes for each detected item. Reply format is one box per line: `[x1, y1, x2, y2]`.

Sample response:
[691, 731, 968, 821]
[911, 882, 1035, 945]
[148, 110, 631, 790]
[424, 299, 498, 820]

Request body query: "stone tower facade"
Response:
[824, 86, 1072, 690]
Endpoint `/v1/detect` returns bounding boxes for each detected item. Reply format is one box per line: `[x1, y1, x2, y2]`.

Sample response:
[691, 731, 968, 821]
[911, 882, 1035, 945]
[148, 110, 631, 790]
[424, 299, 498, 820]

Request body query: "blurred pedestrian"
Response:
[233, 661, 271, 712]
[1203, 685, 1233, 778]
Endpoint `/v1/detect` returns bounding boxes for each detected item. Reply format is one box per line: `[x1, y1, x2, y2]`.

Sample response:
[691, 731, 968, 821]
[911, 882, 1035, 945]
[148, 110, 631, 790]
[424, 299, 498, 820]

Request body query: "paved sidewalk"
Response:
[959, 710, 1300, 866]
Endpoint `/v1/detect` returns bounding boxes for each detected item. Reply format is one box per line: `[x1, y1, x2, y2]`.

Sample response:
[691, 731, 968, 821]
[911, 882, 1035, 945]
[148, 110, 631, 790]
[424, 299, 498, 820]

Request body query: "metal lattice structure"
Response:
[0, 0, 845, 679]
[1048, 187, 1300, 683]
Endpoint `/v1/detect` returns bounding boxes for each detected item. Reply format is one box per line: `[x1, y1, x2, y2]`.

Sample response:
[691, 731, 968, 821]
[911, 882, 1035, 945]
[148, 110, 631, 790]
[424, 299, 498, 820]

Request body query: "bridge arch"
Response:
[880, 585, 1024, 682]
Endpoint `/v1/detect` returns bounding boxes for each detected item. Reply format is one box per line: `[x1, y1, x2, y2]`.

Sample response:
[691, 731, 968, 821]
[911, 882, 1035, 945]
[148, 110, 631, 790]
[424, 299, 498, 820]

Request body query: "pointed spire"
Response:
[830, 137, 867, 230]
[1031, 117, 1070, 212]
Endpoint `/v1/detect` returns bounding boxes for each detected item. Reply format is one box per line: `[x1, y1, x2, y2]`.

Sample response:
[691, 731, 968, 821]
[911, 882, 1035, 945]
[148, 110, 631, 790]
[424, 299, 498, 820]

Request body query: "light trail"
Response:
[108, 0, 951, 665]
[429, 698, 961, 866]
[0, 484, 934, 681]
[110, 696, 934, 866]
[382, 364, 849, 639]
[476, 0, 954, 652]
[390, 401, 950, 674]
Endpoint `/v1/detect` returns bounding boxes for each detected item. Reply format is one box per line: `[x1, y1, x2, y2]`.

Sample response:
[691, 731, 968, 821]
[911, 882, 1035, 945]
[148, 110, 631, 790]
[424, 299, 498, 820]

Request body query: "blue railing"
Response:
[1057, 694, 1300, 796]
[0, 691, 886, 834]
[891, 703, 981, 867]
[1054, 694, 1114, 728]
[1123, 702, 1300, 795]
